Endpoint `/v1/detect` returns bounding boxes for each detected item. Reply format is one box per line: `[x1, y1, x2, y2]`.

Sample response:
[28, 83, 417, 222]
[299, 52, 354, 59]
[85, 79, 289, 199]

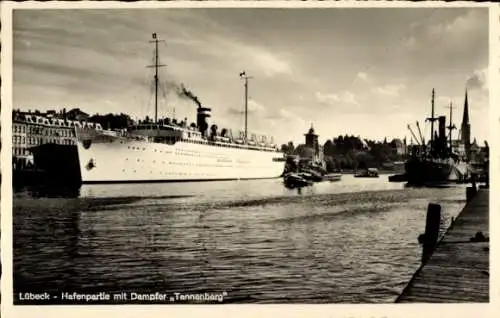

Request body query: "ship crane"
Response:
[407, 124, 421, 146]
[415, 121, 426, 146]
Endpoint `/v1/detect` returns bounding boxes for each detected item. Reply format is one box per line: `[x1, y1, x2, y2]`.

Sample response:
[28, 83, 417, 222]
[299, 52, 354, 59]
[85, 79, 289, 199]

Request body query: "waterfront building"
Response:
[298, 124, 326, 169]
[12, 109, 102, 168]
[12, 119, 30, 167]
[390, 138, 407, 156]
[304, 124, 320, 162]
[452, 139, 466, 158]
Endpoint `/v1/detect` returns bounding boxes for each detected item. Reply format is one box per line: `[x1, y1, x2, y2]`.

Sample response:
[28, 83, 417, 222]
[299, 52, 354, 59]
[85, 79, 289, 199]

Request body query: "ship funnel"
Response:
[197, 107, 211, 137]
[439, 116, 446, 142]
[435, 115, 446, 155]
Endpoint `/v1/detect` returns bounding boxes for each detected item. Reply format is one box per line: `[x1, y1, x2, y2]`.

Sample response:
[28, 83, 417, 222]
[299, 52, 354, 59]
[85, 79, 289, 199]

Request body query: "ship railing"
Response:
[175, 135, 279, 152]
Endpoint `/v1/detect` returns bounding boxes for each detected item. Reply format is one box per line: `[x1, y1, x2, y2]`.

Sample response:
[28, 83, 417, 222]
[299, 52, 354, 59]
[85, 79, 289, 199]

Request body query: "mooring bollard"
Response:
[421, 203, 441, 264]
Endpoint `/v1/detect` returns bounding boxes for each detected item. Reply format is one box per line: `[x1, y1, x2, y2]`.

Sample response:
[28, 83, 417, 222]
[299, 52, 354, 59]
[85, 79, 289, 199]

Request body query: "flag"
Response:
[152, 33, 157, 39]
[239, 71, 246, 77]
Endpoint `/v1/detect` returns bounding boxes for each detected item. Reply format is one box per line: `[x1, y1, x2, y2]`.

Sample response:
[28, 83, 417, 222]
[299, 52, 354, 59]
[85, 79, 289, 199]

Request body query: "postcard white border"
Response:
[1, 1, 498, 318]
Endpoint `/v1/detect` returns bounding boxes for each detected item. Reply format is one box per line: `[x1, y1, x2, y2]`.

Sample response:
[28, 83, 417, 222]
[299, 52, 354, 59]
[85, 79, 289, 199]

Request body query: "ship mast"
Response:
[426, 88, 438, 155]
[147, 33, 166, 123]
[240, 71, 253, 144]
[446, 101, 456, 153]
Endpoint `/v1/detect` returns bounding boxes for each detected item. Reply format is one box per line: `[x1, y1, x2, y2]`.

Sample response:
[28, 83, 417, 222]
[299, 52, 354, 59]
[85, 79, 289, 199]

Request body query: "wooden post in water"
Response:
[466, 187, 477, 203]
[421, 203, 441, 264]
[466, 174, 477, 203]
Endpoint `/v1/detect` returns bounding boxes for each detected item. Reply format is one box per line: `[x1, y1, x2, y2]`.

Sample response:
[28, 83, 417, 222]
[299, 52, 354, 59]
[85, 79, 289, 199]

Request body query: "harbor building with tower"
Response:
[304, 124, 324, 165]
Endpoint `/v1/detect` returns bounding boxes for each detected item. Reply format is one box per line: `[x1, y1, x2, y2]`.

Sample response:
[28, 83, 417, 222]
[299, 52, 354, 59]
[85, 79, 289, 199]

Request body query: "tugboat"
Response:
[283, 172, 313, 189]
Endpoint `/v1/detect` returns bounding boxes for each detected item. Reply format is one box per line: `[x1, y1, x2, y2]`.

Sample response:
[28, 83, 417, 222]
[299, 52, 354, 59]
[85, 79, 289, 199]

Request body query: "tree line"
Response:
[88, 113, 135, 130]
[281, 135, 408, 171]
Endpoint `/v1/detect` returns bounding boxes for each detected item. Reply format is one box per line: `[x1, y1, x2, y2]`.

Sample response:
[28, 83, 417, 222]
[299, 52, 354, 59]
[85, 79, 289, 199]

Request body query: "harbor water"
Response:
[13, 175, 466, 303]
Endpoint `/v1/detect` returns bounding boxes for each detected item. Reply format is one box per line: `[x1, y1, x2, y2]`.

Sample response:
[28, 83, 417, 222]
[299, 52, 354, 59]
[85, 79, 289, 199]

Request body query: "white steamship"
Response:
[75, 34, 285, 183]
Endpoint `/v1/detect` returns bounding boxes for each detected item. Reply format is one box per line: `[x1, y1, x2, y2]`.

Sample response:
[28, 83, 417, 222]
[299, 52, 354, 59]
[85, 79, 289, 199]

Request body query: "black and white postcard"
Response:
[1, 1, 498, 318]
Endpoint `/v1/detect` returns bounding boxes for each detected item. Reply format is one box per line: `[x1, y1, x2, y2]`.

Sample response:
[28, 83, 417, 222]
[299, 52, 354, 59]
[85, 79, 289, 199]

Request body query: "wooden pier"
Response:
[396, 188, 489, 303]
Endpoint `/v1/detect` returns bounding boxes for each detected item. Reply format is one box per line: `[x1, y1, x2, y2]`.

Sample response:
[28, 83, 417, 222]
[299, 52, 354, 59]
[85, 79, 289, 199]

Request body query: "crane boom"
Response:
[407, 124, 421, 146]
[416, 121, 425, 145]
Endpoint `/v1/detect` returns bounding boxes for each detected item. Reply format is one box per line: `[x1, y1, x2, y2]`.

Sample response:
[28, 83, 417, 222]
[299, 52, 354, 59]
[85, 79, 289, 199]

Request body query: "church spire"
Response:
[462, 89, 470, 125]
[461, 88, 472, 161]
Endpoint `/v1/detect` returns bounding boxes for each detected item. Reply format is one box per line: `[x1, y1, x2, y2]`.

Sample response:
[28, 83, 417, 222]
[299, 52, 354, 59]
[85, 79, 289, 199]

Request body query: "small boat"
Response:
[322, 173, 342, 182]
[388, 174, 407, 182]
[283, 173, 313, 188]
[355, 168, 379, 178]
[299, 169, 323, 182]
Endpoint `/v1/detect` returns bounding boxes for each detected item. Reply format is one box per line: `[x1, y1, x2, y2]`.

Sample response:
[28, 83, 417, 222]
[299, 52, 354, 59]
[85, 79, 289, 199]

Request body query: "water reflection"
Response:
[13, 176, 468, 303]
[15, 185, 82, 198]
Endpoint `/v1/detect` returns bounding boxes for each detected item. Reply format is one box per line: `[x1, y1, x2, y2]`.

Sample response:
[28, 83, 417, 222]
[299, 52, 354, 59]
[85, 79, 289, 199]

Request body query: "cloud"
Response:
[424, 9, 487, 52]
[466, 67, 488, 91]
[278, 108, 305, 125]
[371, 84, 406, 97]
[402, 36, 416, 49]
[315, 92, 340, 104]
[342, 91, 358, 105]
[247, 46, 292, 77]
[428, 10, 484, 38]
[227, 99, 266, 116]
[315, 90, 359, 106]
[190, 33, 293, 78]
[403, 9, 488, 71]
[436, 95, 455, 106]
[355, 71, 369, 82]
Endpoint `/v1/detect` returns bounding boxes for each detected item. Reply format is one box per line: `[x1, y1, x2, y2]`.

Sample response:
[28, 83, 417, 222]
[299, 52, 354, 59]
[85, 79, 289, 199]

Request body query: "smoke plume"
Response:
[177, 84, 202, 108]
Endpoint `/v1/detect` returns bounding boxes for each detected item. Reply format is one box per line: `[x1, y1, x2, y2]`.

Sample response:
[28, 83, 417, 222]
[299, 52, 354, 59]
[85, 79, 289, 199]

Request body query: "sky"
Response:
[13, 7, 490, 146]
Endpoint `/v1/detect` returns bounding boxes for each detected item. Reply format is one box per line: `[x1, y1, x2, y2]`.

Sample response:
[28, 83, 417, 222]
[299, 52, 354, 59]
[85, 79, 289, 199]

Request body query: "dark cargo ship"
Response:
[405, 89, 461, 186]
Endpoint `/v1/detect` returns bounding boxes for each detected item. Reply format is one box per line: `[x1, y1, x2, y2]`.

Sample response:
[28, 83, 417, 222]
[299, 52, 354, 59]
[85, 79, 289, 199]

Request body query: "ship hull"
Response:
[28, 143, 82, 186]
[404, 158, 453, 185]
[75, 129, 285, 184]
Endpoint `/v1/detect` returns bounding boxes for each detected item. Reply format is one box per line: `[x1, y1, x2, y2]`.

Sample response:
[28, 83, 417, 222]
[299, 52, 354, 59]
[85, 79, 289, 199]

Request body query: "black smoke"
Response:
[177, 84, 202, 108]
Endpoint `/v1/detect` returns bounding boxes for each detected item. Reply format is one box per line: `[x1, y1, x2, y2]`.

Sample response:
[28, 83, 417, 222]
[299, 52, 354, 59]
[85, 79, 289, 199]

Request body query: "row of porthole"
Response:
[120, 169, 214, 176]
[118, 166, 272, 175]
[122, 160, 236, 167]
[122, 158, 271, 169]
[125, 144, 274, 158]
[121, 164, 272, 170]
